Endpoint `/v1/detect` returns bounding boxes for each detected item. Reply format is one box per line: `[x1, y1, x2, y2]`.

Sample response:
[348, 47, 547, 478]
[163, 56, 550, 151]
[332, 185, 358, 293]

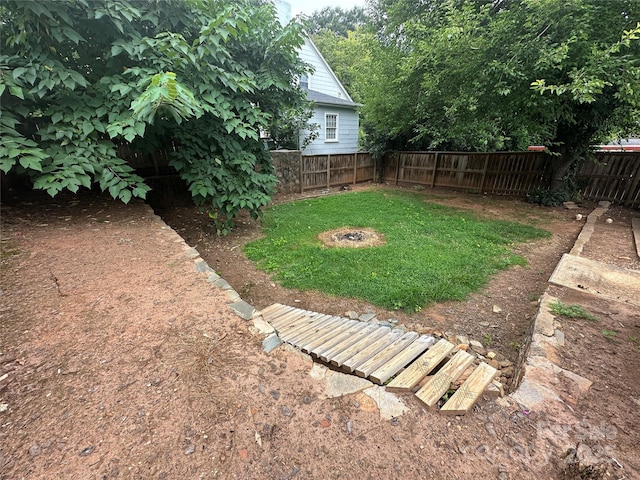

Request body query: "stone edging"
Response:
[510, 201, 612, 415]
[148, 206, 259, 321]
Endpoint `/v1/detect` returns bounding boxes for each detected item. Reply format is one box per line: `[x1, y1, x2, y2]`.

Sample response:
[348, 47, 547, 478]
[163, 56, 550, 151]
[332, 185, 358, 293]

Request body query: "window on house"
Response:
[325, 113, 338, 142]
[299, 74, 309, 90]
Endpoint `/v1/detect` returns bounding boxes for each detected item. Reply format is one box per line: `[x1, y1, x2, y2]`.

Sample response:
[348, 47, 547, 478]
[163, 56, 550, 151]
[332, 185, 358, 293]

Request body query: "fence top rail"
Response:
[390, 151, 547, 156]
[302, 152, 371, 158]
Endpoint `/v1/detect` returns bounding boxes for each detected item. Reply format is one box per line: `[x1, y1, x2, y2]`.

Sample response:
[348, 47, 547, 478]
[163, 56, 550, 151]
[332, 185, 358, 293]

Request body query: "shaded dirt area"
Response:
[1, 185, 638, 479]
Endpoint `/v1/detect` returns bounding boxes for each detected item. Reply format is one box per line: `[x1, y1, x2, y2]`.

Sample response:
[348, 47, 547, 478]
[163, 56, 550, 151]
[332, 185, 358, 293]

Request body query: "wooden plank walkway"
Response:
[260, 304, 498, 414]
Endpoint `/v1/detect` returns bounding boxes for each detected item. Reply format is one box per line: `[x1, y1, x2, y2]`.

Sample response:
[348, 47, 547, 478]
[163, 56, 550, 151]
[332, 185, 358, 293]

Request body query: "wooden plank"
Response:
[280, 313, 333, 340]
[354, 332, 419, 378]
[262, 304, 296, 323]
[340, 329, 404, 372]
[292, 316, 351, 349]
[415, 350, 475, 408]
[258, 303, 286, 319]
[386, 339, 455, 392]
[285, 315, 342, 346]
[316, 324, 381, 362]
[633, 218, 640, 259]
[368, 335, 436, 385]
[276, 312, 324, 339]
[304, 321, 367, 355]
[272, 309, 322, 330]
[269, 309, 309, 330]
[440, 362, 497, 415]
[328, 327, 390, 367]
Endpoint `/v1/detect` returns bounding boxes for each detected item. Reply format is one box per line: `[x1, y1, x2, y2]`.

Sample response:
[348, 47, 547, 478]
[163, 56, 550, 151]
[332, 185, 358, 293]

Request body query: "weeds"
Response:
[602, 329, 618, 342]
[550, 300, 599, 321]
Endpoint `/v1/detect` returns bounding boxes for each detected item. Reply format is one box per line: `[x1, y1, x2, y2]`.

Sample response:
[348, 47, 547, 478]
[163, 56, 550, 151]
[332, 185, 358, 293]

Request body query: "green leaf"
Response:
[134, 122, 146, 137]
[9, 85, 24, 100]
[51, 111, 63, 124]
[0, 157, 16, 173]
[12, 67, 26, 80]
[119, 189, 132, 203]
[19, 155, 44, 171]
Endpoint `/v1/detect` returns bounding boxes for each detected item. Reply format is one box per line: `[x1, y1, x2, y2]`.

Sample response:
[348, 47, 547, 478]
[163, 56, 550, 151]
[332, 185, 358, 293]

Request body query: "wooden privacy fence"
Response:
[380, 151, 551, 196]
[281, 150, 638, 207]
[380, 151, 640, 207]
[577, 152, 640, 206]
[116, 145, 640, 207]
[299, 153, 375, 192]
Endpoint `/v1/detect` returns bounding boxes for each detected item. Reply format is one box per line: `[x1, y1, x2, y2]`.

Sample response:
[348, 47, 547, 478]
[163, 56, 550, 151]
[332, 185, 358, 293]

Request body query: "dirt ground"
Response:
[1, 184, 639, 479]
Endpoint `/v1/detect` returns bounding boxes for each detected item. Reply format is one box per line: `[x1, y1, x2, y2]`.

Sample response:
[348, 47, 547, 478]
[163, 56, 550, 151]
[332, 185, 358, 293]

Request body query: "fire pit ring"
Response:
[317, 227, 385, 248]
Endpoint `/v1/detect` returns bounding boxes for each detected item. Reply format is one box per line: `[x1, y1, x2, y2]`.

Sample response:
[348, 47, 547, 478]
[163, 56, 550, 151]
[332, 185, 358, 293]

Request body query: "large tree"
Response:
[307, 6, 368, 37]
[363, 0, 640, 192]
[0, 0, 311, 233]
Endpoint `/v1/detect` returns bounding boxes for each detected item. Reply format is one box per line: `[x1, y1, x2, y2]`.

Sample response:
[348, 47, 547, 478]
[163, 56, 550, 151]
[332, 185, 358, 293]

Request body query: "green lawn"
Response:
[244, 190, 550, 312]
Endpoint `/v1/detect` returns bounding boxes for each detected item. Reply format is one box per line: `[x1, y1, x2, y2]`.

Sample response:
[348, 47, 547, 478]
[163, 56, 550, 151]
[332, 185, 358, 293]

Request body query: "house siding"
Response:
[299, 38, 351, 101]
[301, 106, 359, 155]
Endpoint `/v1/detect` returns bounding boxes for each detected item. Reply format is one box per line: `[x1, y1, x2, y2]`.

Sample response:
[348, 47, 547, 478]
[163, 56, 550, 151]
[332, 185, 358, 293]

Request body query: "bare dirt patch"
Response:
[0, 184, 638, 479]
[318, 227, 385, 248]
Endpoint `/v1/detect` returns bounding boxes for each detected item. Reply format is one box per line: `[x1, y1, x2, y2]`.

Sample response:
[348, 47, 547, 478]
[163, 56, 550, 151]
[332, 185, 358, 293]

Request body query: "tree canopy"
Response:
[316, 0, 640, 193]
[307, 6, 368, 37]
[0, 0, 311, 233]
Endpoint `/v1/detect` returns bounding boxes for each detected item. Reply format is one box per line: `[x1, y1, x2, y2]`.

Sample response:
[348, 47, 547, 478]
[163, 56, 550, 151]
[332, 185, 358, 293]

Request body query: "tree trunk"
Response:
[549, 118, 594, 192]
[549, 145, 575, 191]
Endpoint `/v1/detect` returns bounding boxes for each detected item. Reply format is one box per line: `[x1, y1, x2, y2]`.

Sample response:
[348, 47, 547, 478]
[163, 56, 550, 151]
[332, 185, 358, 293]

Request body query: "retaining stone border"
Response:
[148, 206, 258, 322]
[510, 201, 612, 415]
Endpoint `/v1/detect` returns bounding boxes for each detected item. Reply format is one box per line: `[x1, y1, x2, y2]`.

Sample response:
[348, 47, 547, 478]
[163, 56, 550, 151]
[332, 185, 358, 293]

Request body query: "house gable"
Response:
[299, 38, 353, 102]
[273, 2, 360, 154]
[298, 38, 361, 154]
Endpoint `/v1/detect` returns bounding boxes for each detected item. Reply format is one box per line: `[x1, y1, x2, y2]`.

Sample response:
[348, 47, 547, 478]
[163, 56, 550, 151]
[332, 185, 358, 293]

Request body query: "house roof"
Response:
[306, 89, 361, 108]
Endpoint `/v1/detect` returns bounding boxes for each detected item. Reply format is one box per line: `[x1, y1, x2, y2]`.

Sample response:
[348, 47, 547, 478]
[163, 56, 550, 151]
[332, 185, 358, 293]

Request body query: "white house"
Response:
[297, 38, 361, 155]
[274, 1, 361, 155]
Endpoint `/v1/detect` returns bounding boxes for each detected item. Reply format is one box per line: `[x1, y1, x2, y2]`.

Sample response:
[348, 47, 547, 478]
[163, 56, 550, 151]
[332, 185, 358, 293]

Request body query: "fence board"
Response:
[577, 152, 639, 205]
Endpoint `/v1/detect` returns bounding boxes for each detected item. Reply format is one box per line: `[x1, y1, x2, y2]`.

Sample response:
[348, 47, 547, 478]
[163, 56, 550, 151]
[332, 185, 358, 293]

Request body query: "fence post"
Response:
[431, 152, 439, 188]
[299, 153, 303, 194]
[327, 154, 331, 189]
[394, 153, 400, 185]
[353, 152, 358, 185]
[373, 153, 378, 183]
[479, 153, 490, 193]
[624, 160, 640, 206]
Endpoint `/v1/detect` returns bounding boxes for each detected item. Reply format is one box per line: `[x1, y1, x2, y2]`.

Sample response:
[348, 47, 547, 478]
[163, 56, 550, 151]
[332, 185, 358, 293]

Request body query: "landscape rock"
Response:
[488, 360, 501, 370]
[308, 363, 327, 380]
[184, 444, 195, 455]
[229, 300, 256, 320]
[324, 370, 373, 399]
[252, 317, 275, 335]
[358, 313, 376, 322]
[362, 386, 409, 420]
[262, 334, 282, 353]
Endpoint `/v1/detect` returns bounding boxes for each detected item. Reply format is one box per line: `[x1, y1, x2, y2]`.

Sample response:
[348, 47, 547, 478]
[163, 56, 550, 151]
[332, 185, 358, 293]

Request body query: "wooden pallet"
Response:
[260, 304, 497, 414]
